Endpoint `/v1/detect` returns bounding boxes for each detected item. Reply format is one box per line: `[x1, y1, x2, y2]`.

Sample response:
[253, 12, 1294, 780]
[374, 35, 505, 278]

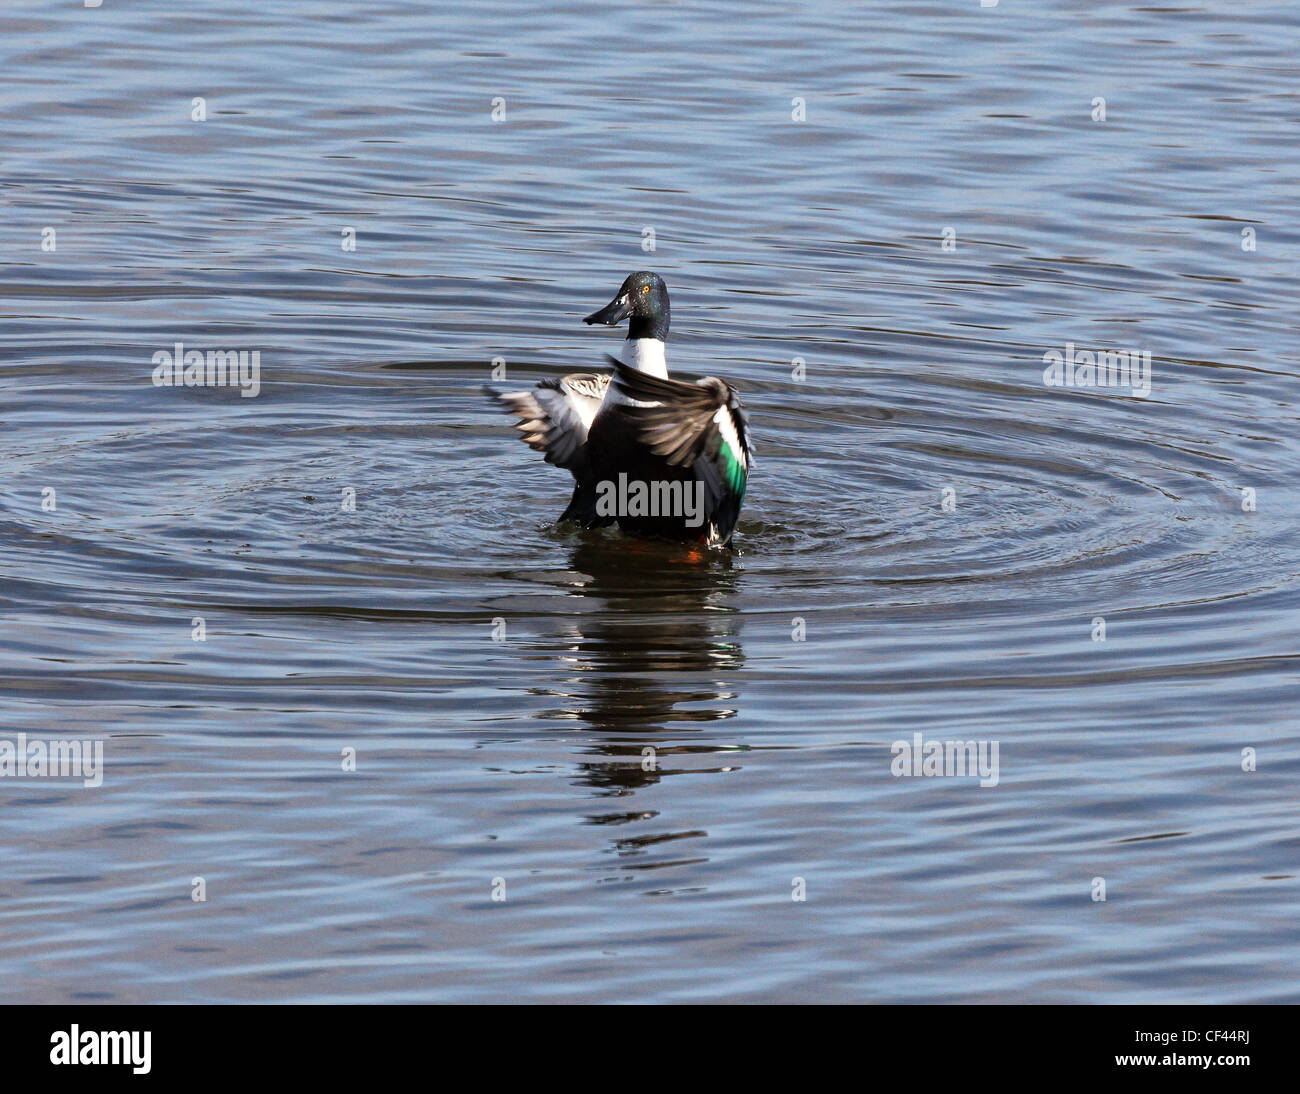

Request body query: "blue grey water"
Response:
[1, 0, 1297, 1003]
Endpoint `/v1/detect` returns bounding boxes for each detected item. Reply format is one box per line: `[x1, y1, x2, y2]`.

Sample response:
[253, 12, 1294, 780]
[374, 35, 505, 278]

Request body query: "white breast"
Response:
[619, 338, 668, 378]
[608, 338, 668, 408]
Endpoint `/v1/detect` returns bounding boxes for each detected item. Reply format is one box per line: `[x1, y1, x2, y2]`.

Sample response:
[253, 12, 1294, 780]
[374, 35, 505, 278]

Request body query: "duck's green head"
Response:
[583, 271, 671, 342]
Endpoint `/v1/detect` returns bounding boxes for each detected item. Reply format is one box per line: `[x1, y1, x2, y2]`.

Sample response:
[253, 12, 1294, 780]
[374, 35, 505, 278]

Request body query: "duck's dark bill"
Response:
[583, 293, 632, 326]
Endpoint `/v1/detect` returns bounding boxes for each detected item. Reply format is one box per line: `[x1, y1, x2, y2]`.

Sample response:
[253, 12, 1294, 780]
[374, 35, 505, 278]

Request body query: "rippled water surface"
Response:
[2, 1, 1298, 1003]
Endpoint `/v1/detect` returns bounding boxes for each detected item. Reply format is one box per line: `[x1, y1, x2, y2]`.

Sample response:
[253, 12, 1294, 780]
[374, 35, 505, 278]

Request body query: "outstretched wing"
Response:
[487, 373, 610, 478]
[607, 356, 754, 540]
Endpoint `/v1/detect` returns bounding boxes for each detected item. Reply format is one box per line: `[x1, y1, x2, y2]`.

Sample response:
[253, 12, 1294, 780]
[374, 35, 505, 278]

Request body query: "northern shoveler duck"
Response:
[489, 271, 754, 548]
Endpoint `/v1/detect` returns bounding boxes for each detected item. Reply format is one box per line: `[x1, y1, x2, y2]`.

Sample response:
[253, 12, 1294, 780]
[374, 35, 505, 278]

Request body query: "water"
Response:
[1, 0, 1297, 1003]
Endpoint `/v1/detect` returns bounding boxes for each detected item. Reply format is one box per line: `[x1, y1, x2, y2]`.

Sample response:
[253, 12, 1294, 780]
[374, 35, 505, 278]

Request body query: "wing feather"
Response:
[487, 373, 610, 477]
[606, 357, 754, 542]
[607, 356, 754, 472]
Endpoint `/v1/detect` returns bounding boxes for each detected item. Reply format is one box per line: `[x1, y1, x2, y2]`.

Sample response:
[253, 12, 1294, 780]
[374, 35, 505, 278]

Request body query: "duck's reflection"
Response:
[546, 535, 747, 835]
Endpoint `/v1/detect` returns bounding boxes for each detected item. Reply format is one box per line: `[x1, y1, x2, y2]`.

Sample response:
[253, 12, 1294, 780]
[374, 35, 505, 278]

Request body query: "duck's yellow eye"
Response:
[641, 285, 650, 294]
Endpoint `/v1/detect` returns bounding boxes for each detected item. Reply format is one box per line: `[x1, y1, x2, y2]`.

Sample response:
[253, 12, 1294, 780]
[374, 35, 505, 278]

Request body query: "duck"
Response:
[488, 271, 754, 548]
